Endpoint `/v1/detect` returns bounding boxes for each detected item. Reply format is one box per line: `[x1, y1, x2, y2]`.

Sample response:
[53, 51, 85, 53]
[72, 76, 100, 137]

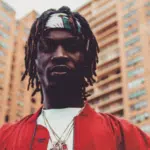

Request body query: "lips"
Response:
[48, 65, 71, 76]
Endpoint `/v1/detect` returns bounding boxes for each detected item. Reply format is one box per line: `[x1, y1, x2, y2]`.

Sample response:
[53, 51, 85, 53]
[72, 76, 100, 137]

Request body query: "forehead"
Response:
[44, 30, 76, 40]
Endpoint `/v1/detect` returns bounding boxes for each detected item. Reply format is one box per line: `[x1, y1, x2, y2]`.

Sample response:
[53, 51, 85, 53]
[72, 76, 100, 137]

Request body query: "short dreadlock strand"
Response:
[74, 12, 99, 85]
[21, 6, 99, 102]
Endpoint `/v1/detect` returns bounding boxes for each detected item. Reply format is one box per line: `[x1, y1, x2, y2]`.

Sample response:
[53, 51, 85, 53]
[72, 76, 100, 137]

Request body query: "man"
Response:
[0, 6, 150, 150]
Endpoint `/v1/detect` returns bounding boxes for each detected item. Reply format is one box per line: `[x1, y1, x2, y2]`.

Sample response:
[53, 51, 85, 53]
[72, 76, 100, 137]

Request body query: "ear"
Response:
[35, 59, 38, 66]
[35, 60, 41, 80]
[34, 59, 42, 80]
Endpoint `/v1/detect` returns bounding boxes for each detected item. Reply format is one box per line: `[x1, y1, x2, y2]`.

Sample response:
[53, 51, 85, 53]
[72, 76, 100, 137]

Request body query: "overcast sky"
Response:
[4, 0, 89, 19]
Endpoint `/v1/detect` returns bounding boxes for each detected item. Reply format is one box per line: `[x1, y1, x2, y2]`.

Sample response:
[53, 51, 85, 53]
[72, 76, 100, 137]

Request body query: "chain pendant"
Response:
[50, 142, 68, 150]
[61, 142, 68, 150]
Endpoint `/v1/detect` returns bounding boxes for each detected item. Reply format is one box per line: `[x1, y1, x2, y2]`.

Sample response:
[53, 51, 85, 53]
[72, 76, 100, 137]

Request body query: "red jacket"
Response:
[0, 102, 150, 150]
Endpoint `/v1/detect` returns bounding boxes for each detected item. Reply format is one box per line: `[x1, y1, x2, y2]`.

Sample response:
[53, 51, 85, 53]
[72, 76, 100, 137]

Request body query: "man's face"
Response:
[35, 29, 85, 87]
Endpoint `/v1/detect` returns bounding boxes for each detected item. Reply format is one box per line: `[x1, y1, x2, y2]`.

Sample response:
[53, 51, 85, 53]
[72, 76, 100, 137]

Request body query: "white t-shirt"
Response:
[37, 107, 81, 150]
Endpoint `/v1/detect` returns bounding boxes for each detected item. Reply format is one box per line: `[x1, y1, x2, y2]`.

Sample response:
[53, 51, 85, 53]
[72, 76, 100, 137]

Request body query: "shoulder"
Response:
[97, 112, 150, 149]
[0, 114, 32, 143]
[95, 112, 123, 131]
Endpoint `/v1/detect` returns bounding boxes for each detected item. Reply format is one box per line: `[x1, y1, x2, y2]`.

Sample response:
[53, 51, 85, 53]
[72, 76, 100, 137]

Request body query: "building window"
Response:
[0, 73, 4, 79]
[145, 1, 150, 7]
[141, 125, 150, 133]
[129, 89, 146, 99]
[16, 91, 24, 97]
[102, 95, 110, 101]
[123, 0, 136, 10]
[0, 85, 3, 90]
[146, 10, 150, 16]
[0, 20, 10, 31]
[1, 1, 14, 12]
[128, 68, 144, 77]
[0, 62, 5, 67]
[124, 28, 138, 37]
[17, 101, 24, 107]
[124, 19, 137, 28]
[98, 50, 119, 65]
[0, 12, 11, 22]
[0, 41, 8, 49]
[101, 84, 109, 90]
[22, 37, 27, 42]
[126, 46, 141, 57]
[90, 98, 100, 105]
[131, 112, 149, 124]
[31, 107, 35, 114]
[125, 36, 140, 47]
[127, 56, 143, 66]
[16, 111, 22, 117]
[24, 27, 30, 35]
[123, 10, 136, 19]
[130, 100, 148, 111]
[0, 30, 9, 38]
[0, 50, 5, 56]
[87, 89, 94, 96]
[128, 78, 144, 89]
[20, 82, 25, 89]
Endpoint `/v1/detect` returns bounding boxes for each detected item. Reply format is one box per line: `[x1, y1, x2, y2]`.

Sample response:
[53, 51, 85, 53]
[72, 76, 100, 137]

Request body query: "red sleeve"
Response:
[119, 118, 150, 150]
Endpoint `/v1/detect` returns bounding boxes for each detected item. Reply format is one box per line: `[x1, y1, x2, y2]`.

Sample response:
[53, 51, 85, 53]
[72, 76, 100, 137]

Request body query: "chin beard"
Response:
[47, 70, 84, 88]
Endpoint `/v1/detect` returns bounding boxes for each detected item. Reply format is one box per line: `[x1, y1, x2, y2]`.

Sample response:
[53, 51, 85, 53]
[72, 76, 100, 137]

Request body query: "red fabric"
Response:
[0, 103, 150, 150]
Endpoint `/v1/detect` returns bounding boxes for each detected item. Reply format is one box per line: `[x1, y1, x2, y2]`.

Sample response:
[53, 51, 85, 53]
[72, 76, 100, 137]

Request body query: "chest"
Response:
[32, 120, 117, 150]
[6, 119, 118, 150]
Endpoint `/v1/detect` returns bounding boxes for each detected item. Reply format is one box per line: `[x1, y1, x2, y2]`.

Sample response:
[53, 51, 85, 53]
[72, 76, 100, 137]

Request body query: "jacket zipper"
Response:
[30, 123, 37, 150]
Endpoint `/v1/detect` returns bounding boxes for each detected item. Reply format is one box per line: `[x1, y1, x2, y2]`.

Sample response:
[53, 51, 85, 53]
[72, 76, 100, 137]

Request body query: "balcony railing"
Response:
[97, 51, 119, 66]
[97, 62, 120, 77]
[93, 17, 117, 33]
[98, 34, 118, 48]
[98, 94, 123, 107]
[101, 104, 123, 114]
[98, 43, 118, 54]
[91, 0, 116, 23]
[96, 73, 121, 87]
[88, 83, 122, 100]
[91, 6, 116, 28]
[97, 25, 117, 41]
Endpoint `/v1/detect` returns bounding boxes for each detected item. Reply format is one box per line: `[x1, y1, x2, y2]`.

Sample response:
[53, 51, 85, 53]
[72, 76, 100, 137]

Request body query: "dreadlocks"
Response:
[21, 6, 99, 102]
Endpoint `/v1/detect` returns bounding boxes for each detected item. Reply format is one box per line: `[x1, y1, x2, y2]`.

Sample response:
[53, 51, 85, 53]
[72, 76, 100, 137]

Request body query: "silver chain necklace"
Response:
[42, 111, 74, 150]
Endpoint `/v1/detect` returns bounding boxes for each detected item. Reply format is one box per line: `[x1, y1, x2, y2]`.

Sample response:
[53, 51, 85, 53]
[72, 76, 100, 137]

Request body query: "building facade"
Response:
[0, 0, 16, 125]
[117, 0, 150, 134]
[9, 11, 41, 123]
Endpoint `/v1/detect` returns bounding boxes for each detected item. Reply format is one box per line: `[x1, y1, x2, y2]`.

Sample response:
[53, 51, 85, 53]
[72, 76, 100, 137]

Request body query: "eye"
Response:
[45, 39, 57, 52]
[38, 38, 57, 53]
[63, 39, 85, 52]
[38, 38, 48, 52]
[64, 43, 78, 52]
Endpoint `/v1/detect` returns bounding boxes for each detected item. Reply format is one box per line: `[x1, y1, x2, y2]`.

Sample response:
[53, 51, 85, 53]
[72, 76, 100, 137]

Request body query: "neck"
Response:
[42, 83, 84, 109]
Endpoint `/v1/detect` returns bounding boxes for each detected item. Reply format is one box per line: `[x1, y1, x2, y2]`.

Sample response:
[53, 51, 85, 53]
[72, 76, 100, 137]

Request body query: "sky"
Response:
[4, 0, 89, 19]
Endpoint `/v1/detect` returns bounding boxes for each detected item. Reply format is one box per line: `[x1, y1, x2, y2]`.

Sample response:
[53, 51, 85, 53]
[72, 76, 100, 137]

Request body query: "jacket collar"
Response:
[28, 101, 96, 123]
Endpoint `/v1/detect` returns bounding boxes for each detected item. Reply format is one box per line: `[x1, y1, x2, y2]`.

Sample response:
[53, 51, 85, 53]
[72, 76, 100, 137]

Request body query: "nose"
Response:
[51, 45, 69, 64]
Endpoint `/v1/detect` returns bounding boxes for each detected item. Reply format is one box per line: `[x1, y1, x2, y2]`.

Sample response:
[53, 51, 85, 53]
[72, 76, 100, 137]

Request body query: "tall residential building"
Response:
[8, 11, 41, 123]
[0, 0, 16, 125]
[78, 0, 150, 134]
[117, 0, 150, 134]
